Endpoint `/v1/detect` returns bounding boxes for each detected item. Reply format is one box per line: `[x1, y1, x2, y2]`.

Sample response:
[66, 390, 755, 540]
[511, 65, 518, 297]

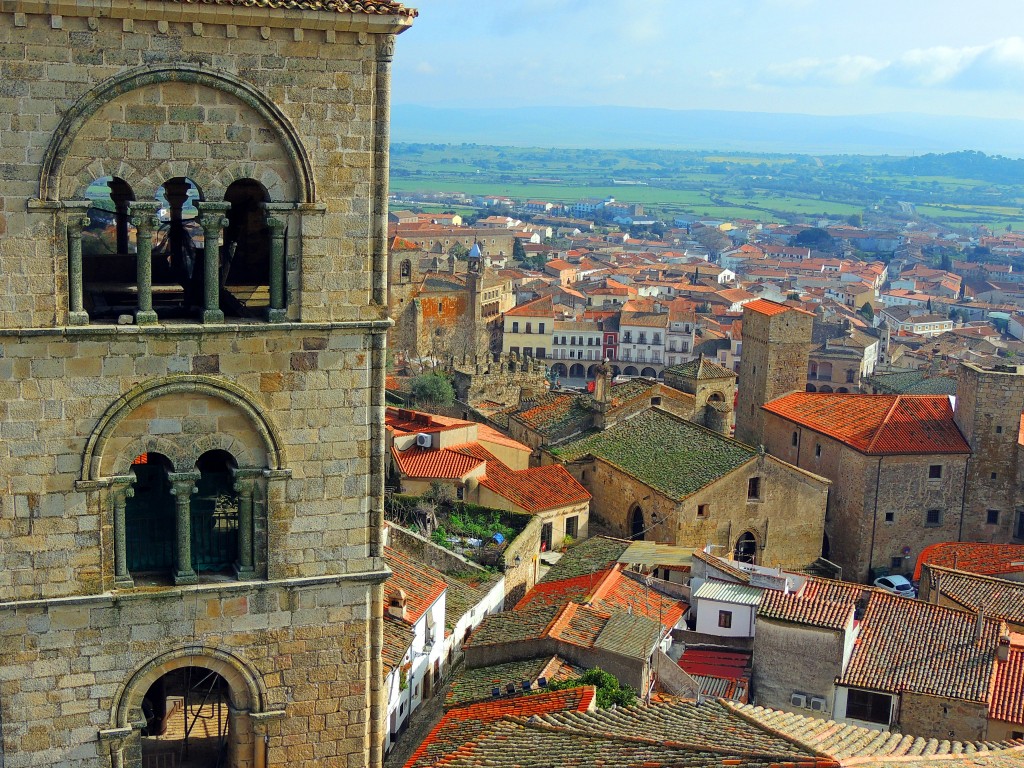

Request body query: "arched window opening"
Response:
[587, 364, 598, 379]
[641, 366, 657, 378]
[221, 179, 272, 318]
[81, 176, 137, 320]
[193, 450, 240, 574]
[126, 453, 176, 577]
[400, 259, 412, 279]
[629, 505, 645, 541]
[153, 177, 205, 317]
[708, 392, 725, 404]
[735, 531, 757, 564]
[140, 667, 231, 768]
[569, 363, 585, 378]
[624, 366, 639, 377]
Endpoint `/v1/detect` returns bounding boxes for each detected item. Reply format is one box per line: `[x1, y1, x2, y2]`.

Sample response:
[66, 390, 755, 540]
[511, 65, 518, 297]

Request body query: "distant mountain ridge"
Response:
[391, 105, 1024, 158]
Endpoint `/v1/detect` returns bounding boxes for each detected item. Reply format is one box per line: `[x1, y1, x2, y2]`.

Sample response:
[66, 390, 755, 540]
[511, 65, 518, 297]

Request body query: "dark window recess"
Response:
[1016, 511, 1024, 540]
[891, 556, 903, 569]
[697, 504, 709, 518]
[651, 396, 662, 406]
[718, 610, 733, 629]
[845, 689, 892, 725]
[997, 425, 1003, 434]
[925, 509, 942, 526]
[565, 516, 578, 539]
[747, 477, 761, 500]
[791, 432, 798, 447]
[929, 465, 942, 479]
[884, 511, 894, 523]
[815, 444, 822, 458]
[987, 509, 999, 525]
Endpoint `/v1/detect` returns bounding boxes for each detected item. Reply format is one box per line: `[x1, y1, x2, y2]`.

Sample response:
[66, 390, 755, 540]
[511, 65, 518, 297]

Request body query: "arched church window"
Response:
[152, 177, 204, 318]
[192, 451, 239, 573]
[125, 453, 176, 576]
[222, 178, 272, 318]
[80, 176, 137, 320]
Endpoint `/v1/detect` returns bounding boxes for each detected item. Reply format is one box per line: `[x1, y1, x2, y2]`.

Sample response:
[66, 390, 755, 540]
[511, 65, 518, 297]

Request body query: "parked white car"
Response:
[873, 574, 917, 598]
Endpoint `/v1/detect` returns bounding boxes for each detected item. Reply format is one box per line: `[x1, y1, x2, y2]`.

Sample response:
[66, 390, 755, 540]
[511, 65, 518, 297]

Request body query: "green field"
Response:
[390, 144, 1024, 229]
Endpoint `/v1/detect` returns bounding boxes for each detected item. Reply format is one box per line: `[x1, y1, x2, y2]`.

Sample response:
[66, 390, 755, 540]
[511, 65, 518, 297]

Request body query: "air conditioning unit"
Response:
[415, 433, 432, 448]
[809, 697, 827, 712]
[790, 693, 808, 709]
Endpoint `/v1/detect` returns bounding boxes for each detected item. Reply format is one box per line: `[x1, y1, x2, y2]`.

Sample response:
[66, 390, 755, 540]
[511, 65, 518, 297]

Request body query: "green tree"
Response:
[847, 213, 863, 227]
[794, 227, 834, 250]
[548, 667, 637, 709]
[449, 242, 469, 260]
[858, 302, 874, 322]
[410, 372, 454, 407]
[512, 237, 527, 263]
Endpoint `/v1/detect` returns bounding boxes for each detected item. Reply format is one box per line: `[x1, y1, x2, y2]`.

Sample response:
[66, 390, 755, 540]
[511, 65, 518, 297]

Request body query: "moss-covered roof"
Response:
[865, 370, 957, 395]
[553, 410, 756, 501]
[540, 536, 631, 583]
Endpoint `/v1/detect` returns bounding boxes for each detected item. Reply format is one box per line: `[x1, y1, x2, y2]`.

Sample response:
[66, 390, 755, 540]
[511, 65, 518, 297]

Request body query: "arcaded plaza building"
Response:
[0, 1, 415, 766]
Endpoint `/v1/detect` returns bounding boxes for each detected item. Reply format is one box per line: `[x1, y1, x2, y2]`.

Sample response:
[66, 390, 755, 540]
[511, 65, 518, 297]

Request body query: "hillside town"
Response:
[0, 2, 1023, 768]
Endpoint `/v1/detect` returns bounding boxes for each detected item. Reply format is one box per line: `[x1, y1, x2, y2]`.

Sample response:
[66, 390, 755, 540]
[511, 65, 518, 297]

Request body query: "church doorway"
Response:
[629, 505, 645, 541]
[140, 667, 231, 768]
[734, 531, 757, 564]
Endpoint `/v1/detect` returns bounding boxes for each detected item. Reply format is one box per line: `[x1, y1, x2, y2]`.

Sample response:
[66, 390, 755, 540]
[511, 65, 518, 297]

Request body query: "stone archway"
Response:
[110, 646, 270, 768]
[629, 505, 645, 541]
[735, 531, 758, 564]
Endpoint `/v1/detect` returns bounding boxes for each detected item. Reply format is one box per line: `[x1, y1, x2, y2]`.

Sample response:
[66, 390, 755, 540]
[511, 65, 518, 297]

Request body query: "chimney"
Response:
[974, 606, 985, 644]
[997, 633, 1011, 662]
[387, 589, 409, 622]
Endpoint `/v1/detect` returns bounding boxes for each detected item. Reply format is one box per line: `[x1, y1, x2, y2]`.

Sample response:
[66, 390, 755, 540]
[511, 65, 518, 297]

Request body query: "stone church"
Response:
[0, 1, 414, 767]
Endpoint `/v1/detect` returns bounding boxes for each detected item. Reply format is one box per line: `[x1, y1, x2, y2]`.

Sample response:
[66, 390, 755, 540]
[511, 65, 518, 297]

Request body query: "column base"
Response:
[235, 564, 256, 580]
[135, 310, 159, 325]
[203, 308, 225, 324]
[113, 576, 135, 589]
[69, 311, 90, 326]
[173, 570, 198, 586]
[266, 307, 287, 323]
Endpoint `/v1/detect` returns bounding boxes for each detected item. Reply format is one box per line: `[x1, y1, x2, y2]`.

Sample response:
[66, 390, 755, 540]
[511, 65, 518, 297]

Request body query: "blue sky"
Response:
[392, 1, 1024, 119]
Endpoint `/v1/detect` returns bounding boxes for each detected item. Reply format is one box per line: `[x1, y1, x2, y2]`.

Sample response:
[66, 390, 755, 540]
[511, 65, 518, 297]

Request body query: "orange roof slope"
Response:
[758, 577, 863, 631]
[454, 444, 590, 513]
[763, 393, 970, 455]
[391, 444, 483, 479]
[403, 686, 595, 768]
[745, 298, 814, 317]
[384, 547, 447, 625]
[914, 542, 1024, 580]
[990, 637, 1024, 725]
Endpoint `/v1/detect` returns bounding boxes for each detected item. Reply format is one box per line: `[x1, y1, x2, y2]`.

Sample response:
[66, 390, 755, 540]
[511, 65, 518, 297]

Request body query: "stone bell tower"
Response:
[0, 2, 415, 767]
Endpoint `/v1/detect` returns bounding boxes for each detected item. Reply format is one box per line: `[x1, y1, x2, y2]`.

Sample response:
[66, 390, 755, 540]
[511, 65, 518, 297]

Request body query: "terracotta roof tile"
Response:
[453, 443, 590, 513]
[539, 536, 631, 583]
[403, 686, 595, 768]
[745, 298, 814, 317]
[758, 578, 863, 631]
[391, 444, 484, 479]
[382, 616, 413, 676]
[174, 0, 417, 16]
[837, 591, 1001, 701]
[924, 566, 1024, 626]
[383, 546, 447, 625]
[445, 656, 583, 708]
[763, 393, 970, 455]
[990, 638, 1024, 724]
[914, 542, 1024, 580]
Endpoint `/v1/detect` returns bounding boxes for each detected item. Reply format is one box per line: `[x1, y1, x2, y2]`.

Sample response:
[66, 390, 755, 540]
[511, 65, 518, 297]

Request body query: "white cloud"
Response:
[759, 37, 1024, 91]
[415, 61, 436, 75]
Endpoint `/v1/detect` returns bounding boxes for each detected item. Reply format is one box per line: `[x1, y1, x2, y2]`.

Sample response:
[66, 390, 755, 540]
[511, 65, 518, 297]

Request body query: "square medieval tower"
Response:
[0, 2, 415, 767]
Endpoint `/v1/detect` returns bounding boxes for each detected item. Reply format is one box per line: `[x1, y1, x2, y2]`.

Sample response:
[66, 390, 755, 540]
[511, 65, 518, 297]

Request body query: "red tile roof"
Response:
[990, 636, 1024, 724]
[179, 0, 417, 16]
[515, 570, 612, 611]
[505, 295, 553, 317]
[745, 298, 814, 317]
[384, 546, 447, 625]
[758, 578, 863, 631]
[914, 542, 1024, 581]
[454, 444, 590, 514]
[403, 686, 595, 768]
[837, 591, 1001, 701]
[763, 393, 970, 455]
[391, 444, 484, 479]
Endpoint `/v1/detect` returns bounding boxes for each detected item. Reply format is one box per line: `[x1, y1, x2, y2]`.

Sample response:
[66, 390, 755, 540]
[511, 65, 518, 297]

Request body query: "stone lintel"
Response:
[0, 318, 395, 340]
[0, 570, 393, 612]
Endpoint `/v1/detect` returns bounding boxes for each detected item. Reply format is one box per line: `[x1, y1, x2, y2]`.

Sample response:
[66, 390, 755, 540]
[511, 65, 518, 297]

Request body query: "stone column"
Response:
[371, 34, 395, 309]
[66, 205, 92, 325]
[110, 475, 136, 588]
[169, 471, 200, 585]
[110, 187, 133, 256]
[130, 201, 161, 325]
[266, 215, 286, 322]
[232, 468, 261, 579]
[198, 202, 231, 324]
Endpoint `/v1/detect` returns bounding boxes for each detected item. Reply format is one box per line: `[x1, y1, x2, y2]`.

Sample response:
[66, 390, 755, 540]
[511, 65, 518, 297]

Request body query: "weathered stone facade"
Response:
[0, 2, 414, 767]
[762, 414, 969, 582]
[954, 362, 1024, 544]
[735, 301, 814, 447]
[559, 451, 828, 570]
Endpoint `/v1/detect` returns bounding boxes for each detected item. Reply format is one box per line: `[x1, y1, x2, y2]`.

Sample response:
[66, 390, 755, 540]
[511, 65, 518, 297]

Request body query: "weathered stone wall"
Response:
[762, 412, 968, 582]
[751, 620, 844, 717]
[0, 3, 398, 328]
[898, 690, 988, 741]
[955, 363, 1024, 543]
[0, 579, 379, 768]
[735, 306, 813, 446]
[563, 452, 827, 570]
[453, 354, 549, 410]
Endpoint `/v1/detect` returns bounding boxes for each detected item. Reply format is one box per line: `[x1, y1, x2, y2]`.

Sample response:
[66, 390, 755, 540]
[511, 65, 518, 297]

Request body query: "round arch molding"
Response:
[111, 645, 268, 728]
[81, 375, 285, 481]
[37, 64, 316, 203]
